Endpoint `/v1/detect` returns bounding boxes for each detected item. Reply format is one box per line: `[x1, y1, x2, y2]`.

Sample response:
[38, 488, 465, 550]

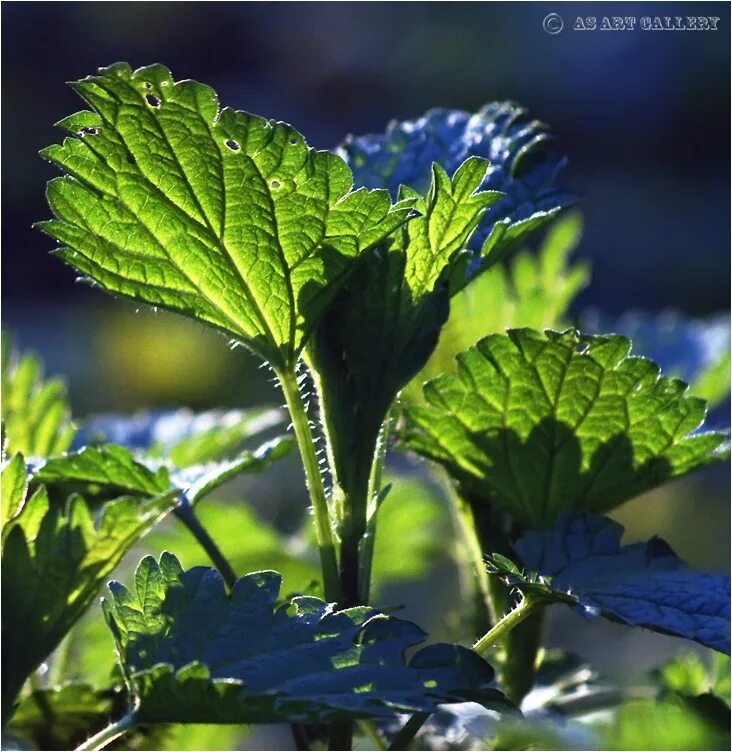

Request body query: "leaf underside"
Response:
[103, 553, 500, 724]
[403, 328, 728, 528]
[39, 62, 414, 370]
[490, 513, 730, 654]
[0, 457, 175, 722]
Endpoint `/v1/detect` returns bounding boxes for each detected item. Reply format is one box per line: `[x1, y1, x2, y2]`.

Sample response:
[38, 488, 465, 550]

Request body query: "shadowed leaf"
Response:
[403, 328, 728, 527]
[102, 553, 503, 724]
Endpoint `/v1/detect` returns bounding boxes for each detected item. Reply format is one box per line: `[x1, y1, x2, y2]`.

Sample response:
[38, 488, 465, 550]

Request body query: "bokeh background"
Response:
[2, 3, 730, 749]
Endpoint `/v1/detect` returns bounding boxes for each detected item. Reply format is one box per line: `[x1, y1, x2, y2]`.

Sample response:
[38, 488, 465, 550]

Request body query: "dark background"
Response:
[1, 3, 730, 735]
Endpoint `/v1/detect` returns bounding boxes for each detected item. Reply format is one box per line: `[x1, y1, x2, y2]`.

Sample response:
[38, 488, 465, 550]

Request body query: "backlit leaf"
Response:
[39, 62, 415, 371]
[403, 328, 728, 527]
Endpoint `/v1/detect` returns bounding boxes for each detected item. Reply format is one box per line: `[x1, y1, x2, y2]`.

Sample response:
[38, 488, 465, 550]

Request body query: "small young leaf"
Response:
[340, 102, 575, 275]
[102, 553, 500, 725]
[1, 457, 176, 723]
[2, 348, 76, 457]
[403, 328, 728, 528]
[30, 435, 294, 507]
[1, 453, 27, 526]
[488, 513, 730, 654]
[39, 62, 415, 371]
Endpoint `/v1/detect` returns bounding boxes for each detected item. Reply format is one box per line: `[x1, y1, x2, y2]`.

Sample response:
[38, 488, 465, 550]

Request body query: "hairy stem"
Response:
[472, 596, 541, 656]
[75, 712, 136, 751]
[175, 505, 237, 589]
[357, 411, 393, 604]
[278, 368, 340, 603]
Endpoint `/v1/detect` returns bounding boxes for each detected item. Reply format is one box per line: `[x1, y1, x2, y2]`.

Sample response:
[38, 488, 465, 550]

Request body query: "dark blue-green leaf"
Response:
[103, 553, 500, 724]
[489, 513, 730, 653]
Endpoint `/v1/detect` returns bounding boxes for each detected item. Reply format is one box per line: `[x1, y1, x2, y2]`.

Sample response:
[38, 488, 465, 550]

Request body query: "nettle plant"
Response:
[2, 63, 730, 751]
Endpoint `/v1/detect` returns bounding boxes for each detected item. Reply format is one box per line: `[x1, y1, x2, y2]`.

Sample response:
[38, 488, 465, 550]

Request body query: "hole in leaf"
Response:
[143, 81, 152, 90]
[289, 136, 298, 145]
[225, 139, 240, 151]
[79, 127, 99, 136]
[145, 93, 161, 108]
[270, 180, 281, 189]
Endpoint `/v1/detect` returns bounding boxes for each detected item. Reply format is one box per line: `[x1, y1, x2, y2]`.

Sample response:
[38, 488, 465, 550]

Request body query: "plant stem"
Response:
[357, 412, 393, 604]
[278, 367, 340, 603]
[449, 488, 492, 629]
[175, 505, 237, 589]
[387, 712, 430, 750]
[328, 721, 353, 751]
[472, 596, 541, 656]
[75, 712, 136, 751]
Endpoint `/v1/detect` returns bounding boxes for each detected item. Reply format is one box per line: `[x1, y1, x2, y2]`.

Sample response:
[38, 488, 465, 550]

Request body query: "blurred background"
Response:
[2, 3, 730, 749]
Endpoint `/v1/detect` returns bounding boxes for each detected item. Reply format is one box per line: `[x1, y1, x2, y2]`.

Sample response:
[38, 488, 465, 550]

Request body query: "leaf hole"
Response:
[145, 93, 161, 108]
[143, 81, 153, 90]
[225, 139, 240, 152]
[289, 136, 298, 145]
[270, 179, 281, 189]
[79, 127, 99, 136]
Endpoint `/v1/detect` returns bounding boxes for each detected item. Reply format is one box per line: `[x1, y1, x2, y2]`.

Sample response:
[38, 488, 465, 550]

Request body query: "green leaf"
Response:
[103, 553, 499, 725]
[31, 444, 171, 498]
[38, 62, 415, 371]
[30, 435, 294, 507]
[488, 513, 730, 653]
[1, 458, 176, 723]
[403, 211, 589, 402]
[308, 158, 501, 508]
[403, 328, 728, 527]
[1, 348, 75, 457]
[1, 453, 27, 527]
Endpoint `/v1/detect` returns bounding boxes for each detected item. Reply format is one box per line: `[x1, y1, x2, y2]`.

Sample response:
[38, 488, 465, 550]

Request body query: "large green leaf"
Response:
[102, 553, 500, 725]
[1, 458, 176, 723]
[1, 348, 75, 457]
[308, 159, 501, 532]
[403, 328, 728, 527]
[38, 62, 415, 371]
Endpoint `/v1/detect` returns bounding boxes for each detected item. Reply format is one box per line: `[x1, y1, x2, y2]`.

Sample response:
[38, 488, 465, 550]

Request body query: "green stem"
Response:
[278, 367, 340, 603]
[449, 487, 492, 629]
[75, 712, 137, 751]
[175, 505, 237, 589]
[357, 412, 393, 605]
[387, 712, 430, 750]
[472, 596, 541, 656]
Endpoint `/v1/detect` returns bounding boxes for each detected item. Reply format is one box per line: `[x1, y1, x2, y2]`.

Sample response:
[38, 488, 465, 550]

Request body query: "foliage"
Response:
[487, 513, 730, 652]
[2, 347, 76, 457]
[38, 62, 414, 373]
[102, 553, 502, 724]
[0, 455, 176, 722]
[403, 328, 728, 527]
[0, 61, 726, 751]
